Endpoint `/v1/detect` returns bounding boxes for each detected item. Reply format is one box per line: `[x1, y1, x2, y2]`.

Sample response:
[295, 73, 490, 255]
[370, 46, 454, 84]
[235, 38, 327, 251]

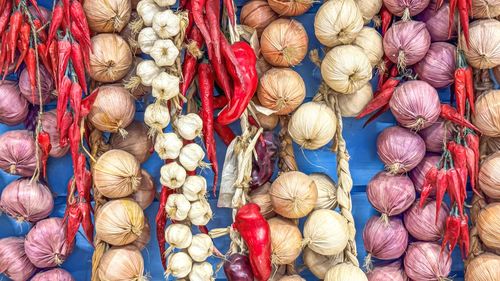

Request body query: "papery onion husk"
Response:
[477, 202, 500, 251]
[123, 57, 152, 99]
[418, 2, 457, 41]
[255, 109, 279, 131]
[19, 65, 54, 105]
[270, 171, 318, 218]
[97, 245, 145, 281]
[479, 151, 500, 199]
[88, 85, 136, 134]
[367, 261, 407, 281]
[83, 0, 131, 33]
[31, 268, 75, 281]
[353, 27, 384, 67]
[367, 172, 415, 217]
[481, 136, 500, 157]
[473, 90, 500, 137]
[383, 0, 430, 18]
[90, 33, 133, 83]
[409, 155, 440, 193]
[363, 216, 408, 265]
[336, 84, 373, 117]
[132, 217, 151, 250]
[278, 275, 305, 281]
[240, 1, 278, 36]
[404, 242, 451, 281]
[0, 237, 36, 281]
[257, 68, 306, 115]
[110, 121, 153, 163]
[309, 173, 338, 210]
[465, 253, 500, 281]
[120, 12, 141, 55]
[268, 0, 312, 16]
[383, 20, 431, 68]
[249, 182, 275, 218]
[303, 209, 349, 256]
[0, 130, 37, 176]
[24, 217, 74, 268]
[325, 263, 368, 281]
[41, 110, 69, 158]
[418, 119, 451, 153]
[95, 199, 145, 246]
[472, 0, 500, 19]
[389, 80, 441, 130]
[131, 169, 155, 210]
[303, 247, 343, 279]
[404, 200, 448, 241]
[415, 42, 456, 88]
[0, 81, 28, 126]
[288, 102, 337, 150]
[377, 126, 426, 174]
[461, 19, 500, 69]
[355, 0, 383, 23]
[321, 45, 373, 94]
[0, 178, 54, 223]
[314, 0, 363, 47]
[261, 19, 308, 67]
[495, 65, 500, 84]
[268, 217, 303, 265]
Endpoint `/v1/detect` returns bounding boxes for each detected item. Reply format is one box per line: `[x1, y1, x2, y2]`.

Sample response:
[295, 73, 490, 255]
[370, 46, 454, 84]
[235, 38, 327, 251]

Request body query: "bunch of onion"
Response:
[0, 130, 38, 176]
[417, 2, 457, 42]
[336, 84, 374, 117]
[257, 68, 306, 115]
[355, 0, 383, 23]
[0, 237, 36, 281]
[303, 247, 343, 279]
[269, 171, 318, 218]
[0, 178, 53, 222]
[240, 1, 278, 35]
[83, 0, 131, 32]
[465, 253, 500, 281]
[261, 19, 308, 67]
[268, 0, 312, 16]
[0, 81, 28, 126]
[288, 102, 337, 150]
[472, 0, 500, 19]
[132, 218, 151, 250]
[268, 217, 303, 265]
[314, 0, 363, 47]
[303, 209, 349, 256]
[110, 121, 153, 163]
[90, 33, 133, 83]
[249, 182, 275, 218]
[383, 0, 430, 19]
[131, 170, 155, 209]
[24, 217, 74, 268]
[415, 43, 456, 89]
[462, 19, 500, 69]
[88, 85, 136, 134]
[19, 65, 53, 105]
[366, 172, 415, 218]
[97, 245, 146, 280]
[477, 203, 500, 251]
[409, 155, 440, 193]
[418, 119, 451, 153]
[309, 173, 338, 210]
[377, 126, 426, 174]
[473, 90, 500, 137]
[41, 110, 69, 158]
[389, 81, 441, 130]
[325, 263, 368, 281]
[122, 57, 152, 99]
[404, 242, 451, 280]
[366, 261, 407, 281]
[479, 152, 500, 199]
[95, 199, 145, 246]
[404, 200, 448, 241]
[31, 268, 75, 281]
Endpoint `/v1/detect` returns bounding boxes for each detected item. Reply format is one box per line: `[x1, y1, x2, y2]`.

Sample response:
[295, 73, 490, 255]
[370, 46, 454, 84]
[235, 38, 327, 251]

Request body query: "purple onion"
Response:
[0, 81, 29, 126]
[404, 201, 449, 241]
[367, 172, 415, 217]
[415, 43, 456, 88]
[41, 110, 69, 158]
[0, 178, 54, 223]
[404, 242, 451, 281]
[377, 126, 426, 174]
[223, 253, 254, 281]
[367, 261, 408, 281]
[384, 21, 431, 68]
[383, 0, 430, 18]
[363, 216, 409, 265]
[0, 237, 37, 281]
[389, 80, 441, 130]
[418, 119, 452, 152]
[19, 65, 54, 105]
[31, 268, 75, 281]
[25, 217, 74, 268]
[0, 130, 38, 176]
[418, 2, 457, 42]
[409, 155, 440, 193]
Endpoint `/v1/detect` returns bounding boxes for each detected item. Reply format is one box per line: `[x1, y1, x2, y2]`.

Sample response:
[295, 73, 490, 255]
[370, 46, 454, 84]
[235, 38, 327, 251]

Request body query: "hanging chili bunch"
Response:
[442, 0, 471, 47]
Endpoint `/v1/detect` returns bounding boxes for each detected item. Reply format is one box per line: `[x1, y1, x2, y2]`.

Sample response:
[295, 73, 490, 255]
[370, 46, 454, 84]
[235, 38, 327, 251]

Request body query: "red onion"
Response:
[418, 119, 452, 152]
[25, 217, 74, 268]
[131, 169, 155, 210]
[367, 172, 415, 217]
[415, 43, 456, 88]
[367, 261, 408, 281]
[19, 65, 54, 105]
[409, 155, 440, 193]
[418, 2, 457, 42]
[383, 0, 430, 19]
[0, 81, 29, 126]
[363, 216, 408, 267]
[0, 178, 54, 223]
[31, 268, 75, 281]
[389, 80, 441, 130]
[404, 242, 451, 281]
[0, 237, 36, 281]
[377, 126, 426, 174]
[383, 20, 431, 68]
[0, 130, 37, 176]
[404, 201, 448, 241]
[41, 110, 69, 158]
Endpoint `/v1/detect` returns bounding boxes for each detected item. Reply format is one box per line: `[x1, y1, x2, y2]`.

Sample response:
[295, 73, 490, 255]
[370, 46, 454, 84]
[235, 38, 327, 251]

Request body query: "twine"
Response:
[278, 116, 298, 174]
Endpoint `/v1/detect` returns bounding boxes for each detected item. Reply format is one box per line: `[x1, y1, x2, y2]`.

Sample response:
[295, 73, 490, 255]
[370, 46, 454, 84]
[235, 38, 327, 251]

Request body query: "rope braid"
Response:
[278, 115, 298, 173]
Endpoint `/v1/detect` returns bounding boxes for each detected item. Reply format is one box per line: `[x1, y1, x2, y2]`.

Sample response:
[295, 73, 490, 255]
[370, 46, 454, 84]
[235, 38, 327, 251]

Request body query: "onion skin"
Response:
[257, 68, 306, 115]
[110, 121, 153, 163]
[0, 81, 29, 126]
[404, 201, 448, 241]
[41, 110, 69, 158]
[418, 2, 457, 41]
[131, 170, 156, 210]
[383, 20, 431, 67]
[366, 172, 415, 216]
[473, 90, 500, 137]
[0, 130, 38, 177]
[479, 151, 500, 199]
[268, 0, 312, 16]
[363, 216, 408, 261]
[404, 242, 451, 281]
[261, 19, 308, 67]
[415, 43, 456, 88]
[89, 34, 133, 82]
[465, 253, 500, 281]
[132, 217, 151, 250]
[477, 203, 500, 251]
[417, 119, 451, 153]
[240, 1, 278, 36]
[0, 237, 36, 281]
[367, 262, 407, 281]
[461, 19, 500, 69]
[223, 253, 254, 281]
[19, 65, 54, 105]
[31, 268, 75, 281]
[383, 0, 430, 17]
[409, 155, 440, 193]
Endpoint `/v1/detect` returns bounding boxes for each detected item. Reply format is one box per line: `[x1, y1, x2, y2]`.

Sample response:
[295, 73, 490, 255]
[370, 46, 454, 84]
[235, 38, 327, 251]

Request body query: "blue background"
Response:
[5, 1, 499, 280]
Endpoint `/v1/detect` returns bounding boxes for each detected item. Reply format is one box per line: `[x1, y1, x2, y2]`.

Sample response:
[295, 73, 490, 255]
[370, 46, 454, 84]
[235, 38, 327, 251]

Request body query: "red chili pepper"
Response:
[436, 0, 444, 8]
[191, 0, 212, 51]
[0, 1, 12, 36]
[363, 104, 390, 128]
[223, 0, 236, 27]
[69, 81, 83, 123]
[356, 80, 400, 119]
[377, 56, 393, 91]
[464, 66, 475, 114]
[59, 111, 73, 147]
[155, 186, 175, 269]
[37, 131, 52, 179]
[14, 23, 30, 72]
[26, 48, 37, 99]
[78, 200, 94, 244]
[61, 0, 70, 27]
[47, 3, 63, 48]
[465, 132, 480, 193]
[213, 95, 228, 109]
[68, 120, 81, 168]
[458, 0, 470, 48]
[57, 76, 72, 129]
[205, 0, 221, 63]
[233, 203, 272, 281]
[28, 0, 44, 22]
[442, 214, 461, 261]
[211, 55, 233, 99]
[37, 43, 53, 76]
[449, 0, 457, 38]
[435, 169, 448, 223]
[440, 104, 481, 132]
[181, 26, 203, 96]
[448, 142, 468, 200]
[70, 22, 91, 72]
[70, 0, 91, 51]
[380, 5, 392, 36]
[219, 32, 244, 87]
[57, 39, 72, 90]
[64, 199, 82, 246]
[33, 19, 47, 43]
[48, 40, 59, 81]
[459, 214, 469, 259]
[217, 41, 258, 125]
[419, 166, 439, 208]
[81, 88, 100, 118]
[70, 41, 87, 94]
[7, 10, 22, 64]
[447, 168, 464, 215]
[214, 121, 236, 146]
[454, 68, 467, 116]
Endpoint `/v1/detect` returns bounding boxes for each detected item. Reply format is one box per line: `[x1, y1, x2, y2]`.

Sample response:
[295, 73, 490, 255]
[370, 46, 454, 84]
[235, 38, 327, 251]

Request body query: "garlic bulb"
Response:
[150, 39, 179, 67]
[355, 0, 383, 23]
[325, 263, 368, 281]
[188, 200, 213, 226]
[188, 234, 213, 262]
[152, 10, 181, 38]
[165, 224, 193, 251]
[155, 133, 183, 159]
[353, 27, 383, 67]
[189, 262, 214, 281]
[138, 27, 158, 54]
[166, 252, 192, 278]
[175, 113, 203, 140]
[309, 173, 338, 210]
[165, 194, 191, 221]
[336, 84, 373, 117]
[160, 162, 187, 188]
[179, 143, 206, 171]
[136, 59, 163, 86]
[152, 72, 180, 100]
[182, 175, 207, 201]
[144, 102, 170, 133]
[137, 0, 161, 26]
[154, 0, 176, 7]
